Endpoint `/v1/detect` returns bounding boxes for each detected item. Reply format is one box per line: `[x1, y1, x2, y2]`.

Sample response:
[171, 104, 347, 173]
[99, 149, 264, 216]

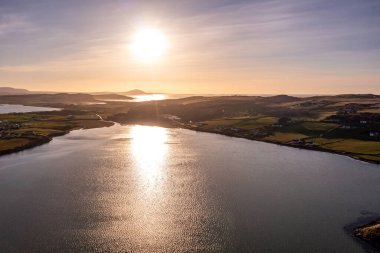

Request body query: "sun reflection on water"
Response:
[130, 125, 168, 193]
[133, 94, 166, 102]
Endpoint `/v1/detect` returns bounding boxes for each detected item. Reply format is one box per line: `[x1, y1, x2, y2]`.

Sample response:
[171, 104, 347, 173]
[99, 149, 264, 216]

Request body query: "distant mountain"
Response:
[258, 95, 300, 103]
[0, 87, 31, 95]
[123, 89, 147, 95]
[0, 93, 98, 105]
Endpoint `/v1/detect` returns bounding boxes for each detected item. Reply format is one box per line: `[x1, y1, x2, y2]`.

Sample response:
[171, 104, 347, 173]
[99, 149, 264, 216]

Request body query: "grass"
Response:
[302, 122, 339, 131]
[73, 120, 114, 129]
[0, 138, 31, 152]
[203, 116, 278, 130]
[326, 100, 380, 107]
[282, 122, 337, 137]
[0, 113, 37, 123]
[203, 118, 242, 128]
[327, 139, 380, 154]
[317, 111, 337, 120]
[264, 132, 308, 142]
[310, 138, 380, 155]
[14, 128, 66, 136]
[355, 155, 380, 162]
[255, 116, 278, 124]
[359, 108, 380, 113]
[27, 121, 70, 129]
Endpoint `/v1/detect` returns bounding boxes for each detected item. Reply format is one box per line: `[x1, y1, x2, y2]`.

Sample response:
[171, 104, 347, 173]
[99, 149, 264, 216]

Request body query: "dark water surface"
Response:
[0, 125, 379, 252]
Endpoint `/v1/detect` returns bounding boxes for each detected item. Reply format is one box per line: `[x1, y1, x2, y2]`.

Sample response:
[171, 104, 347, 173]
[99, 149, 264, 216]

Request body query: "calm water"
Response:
[0, 125, 379, 253]
[0, 104, 60, 114]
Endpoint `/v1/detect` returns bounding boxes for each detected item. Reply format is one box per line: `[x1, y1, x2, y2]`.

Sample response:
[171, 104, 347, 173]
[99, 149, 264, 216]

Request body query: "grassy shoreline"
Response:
[188, 126, 380, 165]
[0, 110, 114, 157]
[122, 119, 380, 165]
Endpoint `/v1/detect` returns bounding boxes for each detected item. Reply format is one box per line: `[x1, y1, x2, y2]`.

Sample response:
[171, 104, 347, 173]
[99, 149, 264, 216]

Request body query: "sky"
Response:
[0, 0, 379, 94]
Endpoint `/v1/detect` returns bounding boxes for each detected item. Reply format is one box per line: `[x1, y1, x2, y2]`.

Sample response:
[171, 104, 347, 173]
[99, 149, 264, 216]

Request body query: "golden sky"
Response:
[0, 0, 379, 94]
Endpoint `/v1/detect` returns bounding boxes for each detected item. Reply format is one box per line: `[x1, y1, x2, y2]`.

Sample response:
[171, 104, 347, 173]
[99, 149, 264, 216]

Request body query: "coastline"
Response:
[179, 125, 380, 165]
[102, 118, 380, 165]
[344, 214, 380, 253]
[121, 120, 380, 165]
[0, 120, 114, 157]
[100, 116, 380, 165]
[4, 117, 376, 166]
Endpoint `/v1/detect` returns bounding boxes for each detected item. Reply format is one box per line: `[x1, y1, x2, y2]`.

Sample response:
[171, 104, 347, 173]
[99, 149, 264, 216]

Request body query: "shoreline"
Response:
[344, 214, 380, 253]
[0, 120, 115, 157]
[3, 118, 377, 166]
[0, 136, 53, 156]
[121, 120, 380, 165]
[198, 128, 380, 165]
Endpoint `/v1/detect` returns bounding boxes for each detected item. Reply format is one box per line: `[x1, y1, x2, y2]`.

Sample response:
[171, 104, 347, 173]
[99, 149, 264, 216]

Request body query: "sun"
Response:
[129, 27, 168, 64]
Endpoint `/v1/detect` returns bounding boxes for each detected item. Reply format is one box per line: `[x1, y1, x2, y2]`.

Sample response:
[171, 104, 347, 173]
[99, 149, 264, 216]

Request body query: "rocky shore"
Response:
[355, 220, 380, 252]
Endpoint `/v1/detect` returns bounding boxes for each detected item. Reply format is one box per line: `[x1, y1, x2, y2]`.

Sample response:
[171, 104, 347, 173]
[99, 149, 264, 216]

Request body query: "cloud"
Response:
[0, 13, 33, 36]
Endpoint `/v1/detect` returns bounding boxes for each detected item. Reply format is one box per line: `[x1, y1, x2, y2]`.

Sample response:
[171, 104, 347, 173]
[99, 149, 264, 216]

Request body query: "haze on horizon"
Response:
[0, 0, 379, 95]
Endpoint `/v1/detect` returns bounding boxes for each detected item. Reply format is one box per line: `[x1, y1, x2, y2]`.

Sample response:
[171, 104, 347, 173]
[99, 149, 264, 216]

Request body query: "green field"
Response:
[301, 122, 339, 131]
[14, 128, 66, 137]
[0, 138, 31, 152]
[203, 116, 278, 130]
[264, 132, 308, 142]
[312, 138, 380, 155]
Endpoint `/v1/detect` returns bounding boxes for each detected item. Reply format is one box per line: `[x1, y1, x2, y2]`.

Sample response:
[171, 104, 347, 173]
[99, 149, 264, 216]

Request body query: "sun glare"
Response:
[130, 125, 168, 192]
[129, 27, 168, 64]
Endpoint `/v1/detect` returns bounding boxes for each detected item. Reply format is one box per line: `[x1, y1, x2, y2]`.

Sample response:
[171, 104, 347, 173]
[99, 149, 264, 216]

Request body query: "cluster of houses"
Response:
[0, 120, 37, 139]
[0, 129, 37, 139]
[0, 121, 21, 138]
[0, 132, 22, 138]
[0, 121, 20, 131]
[214, 125, 241, 133]
[287, 139, 318, 148]
[249, 128, 268, 137]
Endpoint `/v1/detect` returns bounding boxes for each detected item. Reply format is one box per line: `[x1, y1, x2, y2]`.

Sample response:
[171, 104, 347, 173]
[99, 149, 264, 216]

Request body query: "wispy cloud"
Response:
[0, 12, 33, 36]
